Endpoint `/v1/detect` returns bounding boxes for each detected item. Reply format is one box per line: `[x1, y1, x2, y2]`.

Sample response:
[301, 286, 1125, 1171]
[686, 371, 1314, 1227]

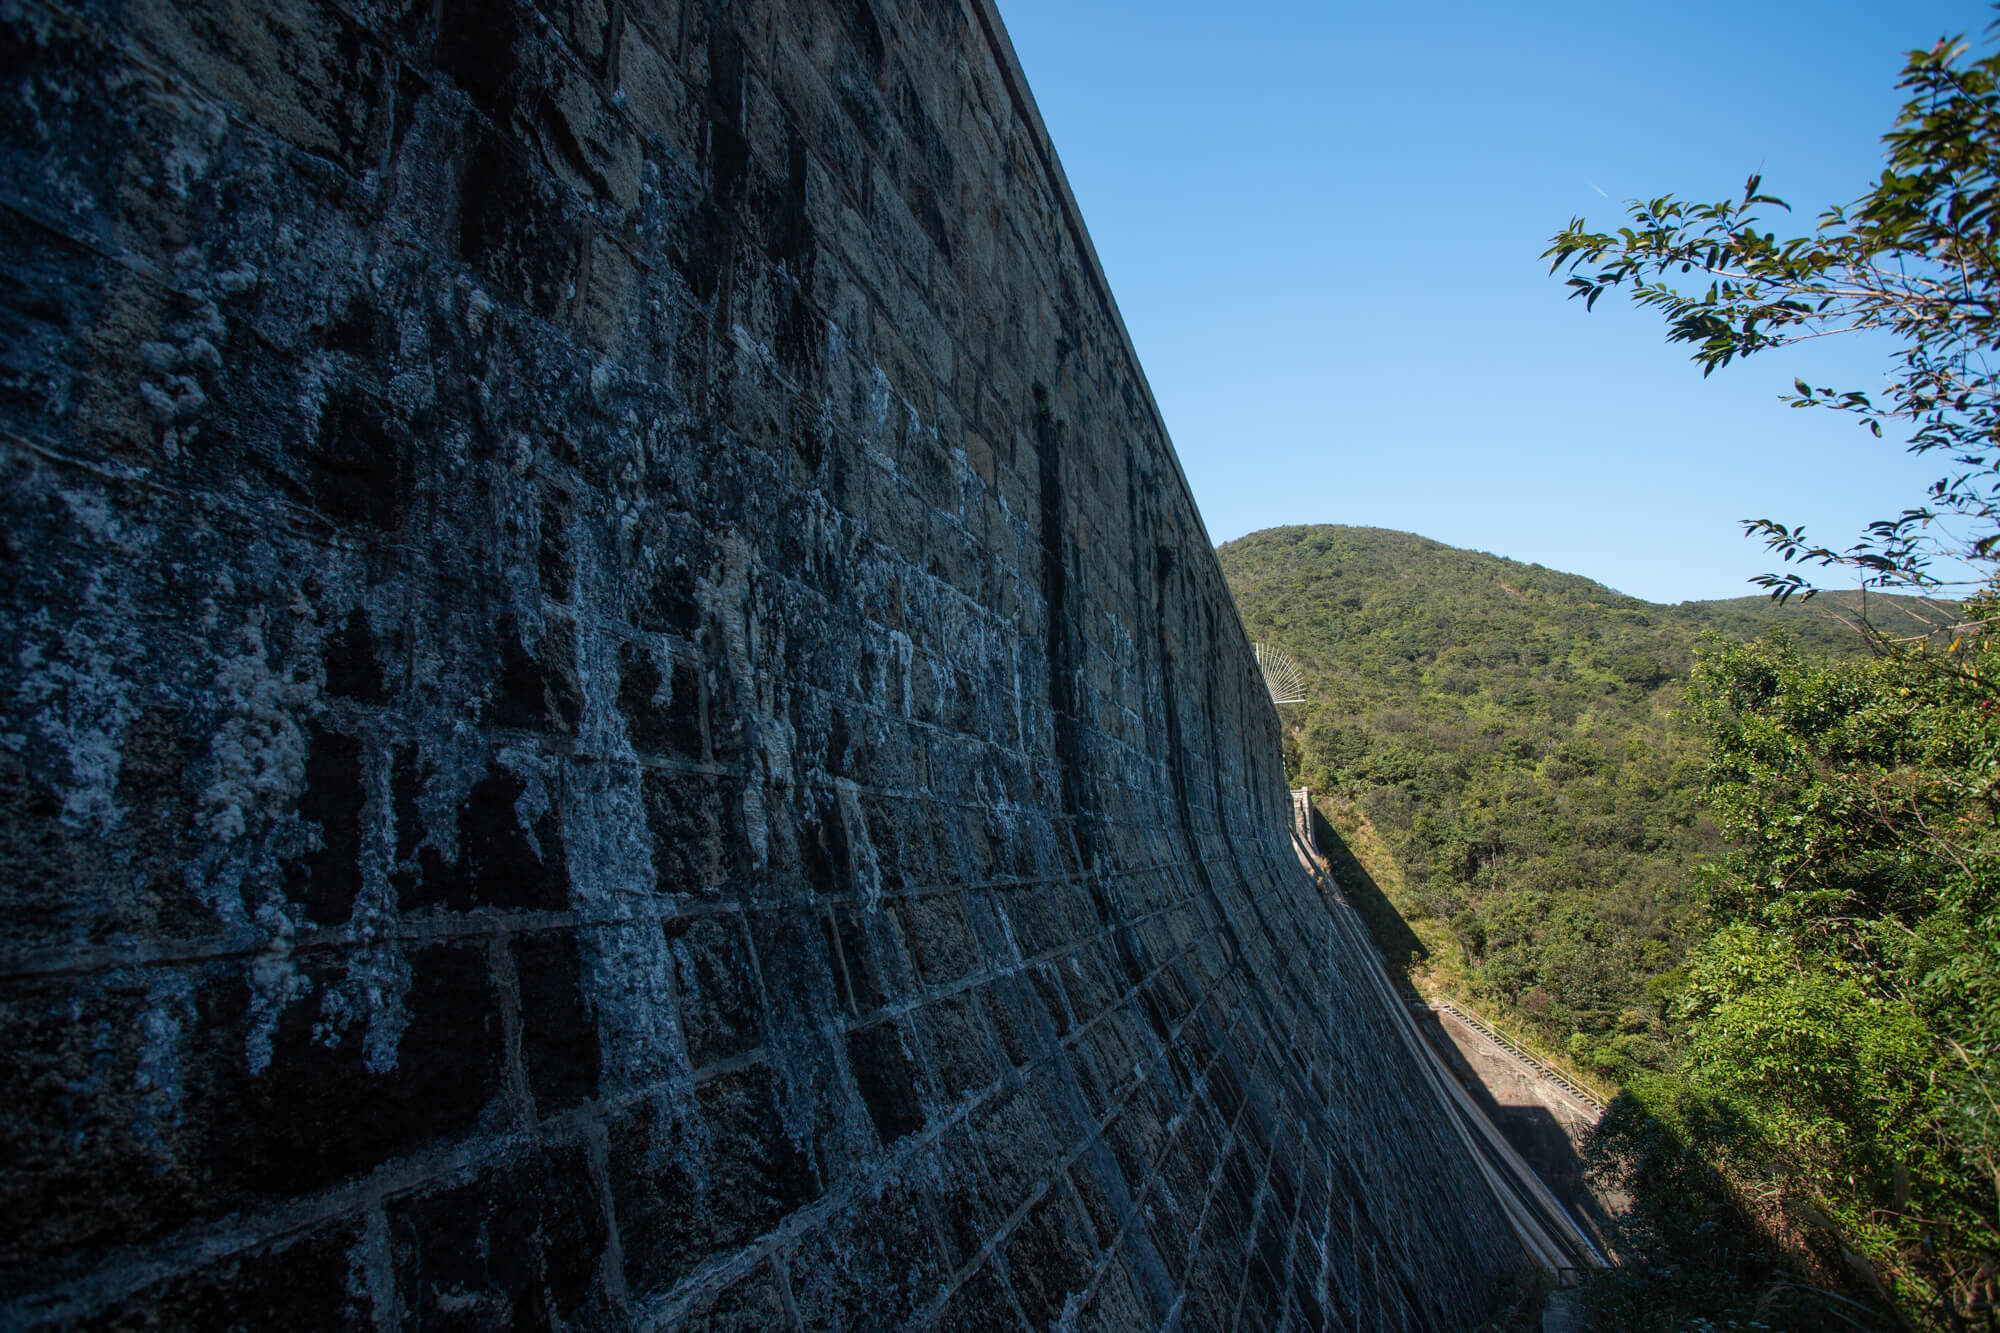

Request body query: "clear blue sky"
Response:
[995, 0, 1991, 603]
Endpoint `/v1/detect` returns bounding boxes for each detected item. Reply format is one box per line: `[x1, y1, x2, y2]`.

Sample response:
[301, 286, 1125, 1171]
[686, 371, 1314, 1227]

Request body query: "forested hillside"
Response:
[1216, 524, 1906, 1081]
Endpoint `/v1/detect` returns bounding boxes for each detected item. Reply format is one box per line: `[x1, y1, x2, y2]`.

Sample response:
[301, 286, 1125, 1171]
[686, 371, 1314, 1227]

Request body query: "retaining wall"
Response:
[0, 0, 1522, 1326]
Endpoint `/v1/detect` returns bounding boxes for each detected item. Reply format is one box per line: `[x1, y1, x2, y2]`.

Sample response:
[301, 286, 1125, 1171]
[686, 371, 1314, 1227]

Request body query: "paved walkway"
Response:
[1542, 1286, 1592, 1333]
[1414, 1001, 1625, 1259]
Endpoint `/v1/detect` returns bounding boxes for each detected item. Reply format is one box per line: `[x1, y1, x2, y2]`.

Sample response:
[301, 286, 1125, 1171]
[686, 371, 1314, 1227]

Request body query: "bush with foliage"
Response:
[1648, 620, 2000, 1324]
[1547, 22, 2000, 1329]
[1548, 33, 2000, 599]
[1218, 524, 1885, 1080]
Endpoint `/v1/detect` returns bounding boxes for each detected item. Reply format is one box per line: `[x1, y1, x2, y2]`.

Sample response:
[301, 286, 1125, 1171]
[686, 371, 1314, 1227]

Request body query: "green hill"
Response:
[1216, 524, 1939, 1082]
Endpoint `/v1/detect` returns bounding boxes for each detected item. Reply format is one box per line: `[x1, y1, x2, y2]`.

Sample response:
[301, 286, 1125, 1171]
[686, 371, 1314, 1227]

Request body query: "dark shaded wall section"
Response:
[0, 0, 1521, 1327]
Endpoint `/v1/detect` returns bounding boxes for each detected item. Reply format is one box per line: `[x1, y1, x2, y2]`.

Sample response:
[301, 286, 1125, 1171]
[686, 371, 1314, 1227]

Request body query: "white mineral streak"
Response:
[704, 534, 792, 875]
[991, 886, 1025, 964]
[494, 743, 556, 859]
[349, 943, 413, 1076]
[836, 777, 883, 910]
[327, 734, 416, 1074]
[200, 619, 307, 843]
[308, 938, 412, 1076]
[463, 282, 495, 338]
[887, 628, 914, 717]
[580, 776, 689, 1090]
[37, 618, 139, 832]
[868, 365, 895, 441]
[564, 517, 689, 1093]
[131, 970, 196, 1160]
[587, 912, 687, 1094]
[244, 902, 310, 1075]
[15, 489, 143, 832]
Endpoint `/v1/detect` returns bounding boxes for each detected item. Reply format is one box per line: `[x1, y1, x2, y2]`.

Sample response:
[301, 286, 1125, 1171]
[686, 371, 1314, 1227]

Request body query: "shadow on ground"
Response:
[1308, 803, 1426, 992]
[1426, 1037, 1621, 1255]
[1302, 804, 1621, 1257]
[1496, 1106, 1618, 1249]
[1572, 1094, 1901, 1331]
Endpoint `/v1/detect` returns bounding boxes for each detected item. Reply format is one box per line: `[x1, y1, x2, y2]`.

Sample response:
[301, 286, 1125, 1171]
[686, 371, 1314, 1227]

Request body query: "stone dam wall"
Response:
[0, 0, 1523, 1327]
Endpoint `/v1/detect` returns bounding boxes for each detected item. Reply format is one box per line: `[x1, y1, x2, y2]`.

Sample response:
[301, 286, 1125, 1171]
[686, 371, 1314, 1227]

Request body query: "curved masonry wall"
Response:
[0, 0, 1523, 1327]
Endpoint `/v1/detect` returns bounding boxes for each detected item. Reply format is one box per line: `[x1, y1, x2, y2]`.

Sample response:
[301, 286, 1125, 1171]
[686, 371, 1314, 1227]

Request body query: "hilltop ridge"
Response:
[1221, 524, 1899, 680]
[1216, 523, 1920, 1082]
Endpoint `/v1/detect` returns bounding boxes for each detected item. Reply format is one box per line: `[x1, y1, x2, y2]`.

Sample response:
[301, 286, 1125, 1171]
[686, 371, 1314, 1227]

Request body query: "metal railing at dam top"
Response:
[1288, 822, 1607, 1276]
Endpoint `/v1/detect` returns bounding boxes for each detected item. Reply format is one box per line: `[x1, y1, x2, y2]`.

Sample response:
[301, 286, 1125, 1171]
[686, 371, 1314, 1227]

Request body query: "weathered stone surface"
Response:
[0, 0, 1524, 1326]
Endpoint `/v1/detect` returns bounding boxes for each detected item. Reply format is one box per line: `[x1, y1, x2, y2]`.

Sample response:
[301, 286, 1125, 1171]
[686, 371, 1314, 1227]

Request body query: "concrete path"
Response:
[1542, 1286, 1592, 1333]
[1413, 1000, 1625, 1257]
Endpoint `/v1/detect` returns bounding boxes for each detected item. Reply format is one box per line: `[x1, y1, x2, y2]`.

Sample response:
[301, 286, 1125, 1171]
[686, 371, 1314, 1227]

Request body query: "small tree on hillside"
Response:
[1546, 27, 2000, 1331]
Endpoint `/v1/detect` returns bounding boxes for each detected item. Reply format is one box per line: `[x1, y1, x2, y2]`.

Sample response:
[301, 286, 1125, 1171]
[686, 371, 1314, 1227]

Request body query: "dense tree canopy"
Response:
[1217, 525, 1891, 1084]
[1541, 26, 2000, 1331]
[1575, 618, 1999, 1330]
[1221, 539, 1992, 1324]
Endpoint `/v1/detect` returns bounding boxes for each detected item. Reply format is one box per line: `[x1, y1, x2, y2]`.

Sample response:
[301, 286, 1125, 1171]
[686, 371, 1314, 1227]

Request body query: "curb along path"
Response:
[1419, 998, 1607, 1117]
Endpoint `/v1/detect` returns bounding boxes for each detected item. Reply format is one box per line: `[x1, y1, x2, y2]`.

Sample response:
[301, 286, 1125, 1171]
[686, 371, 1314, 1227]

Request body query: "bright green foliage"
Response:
[1660, 619, 2000, 1324]
[1579, 1075, 1891, 1332]
[1547, 35, 2000, 598]
[1217, 525, 1893, 1077]
[1221, 526, 1996, 1320]
[1539, 23, 2000, 1329]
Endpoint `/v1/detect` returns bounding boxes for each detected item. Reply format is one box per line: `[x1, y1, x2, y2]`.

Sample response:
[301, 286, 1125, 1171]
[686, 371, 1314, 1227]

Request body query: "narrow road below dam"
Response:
[1289, 801, 1610, 1275]
[1290, 830, 1606, 1278]
[1413, 999, 1624, 1257]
